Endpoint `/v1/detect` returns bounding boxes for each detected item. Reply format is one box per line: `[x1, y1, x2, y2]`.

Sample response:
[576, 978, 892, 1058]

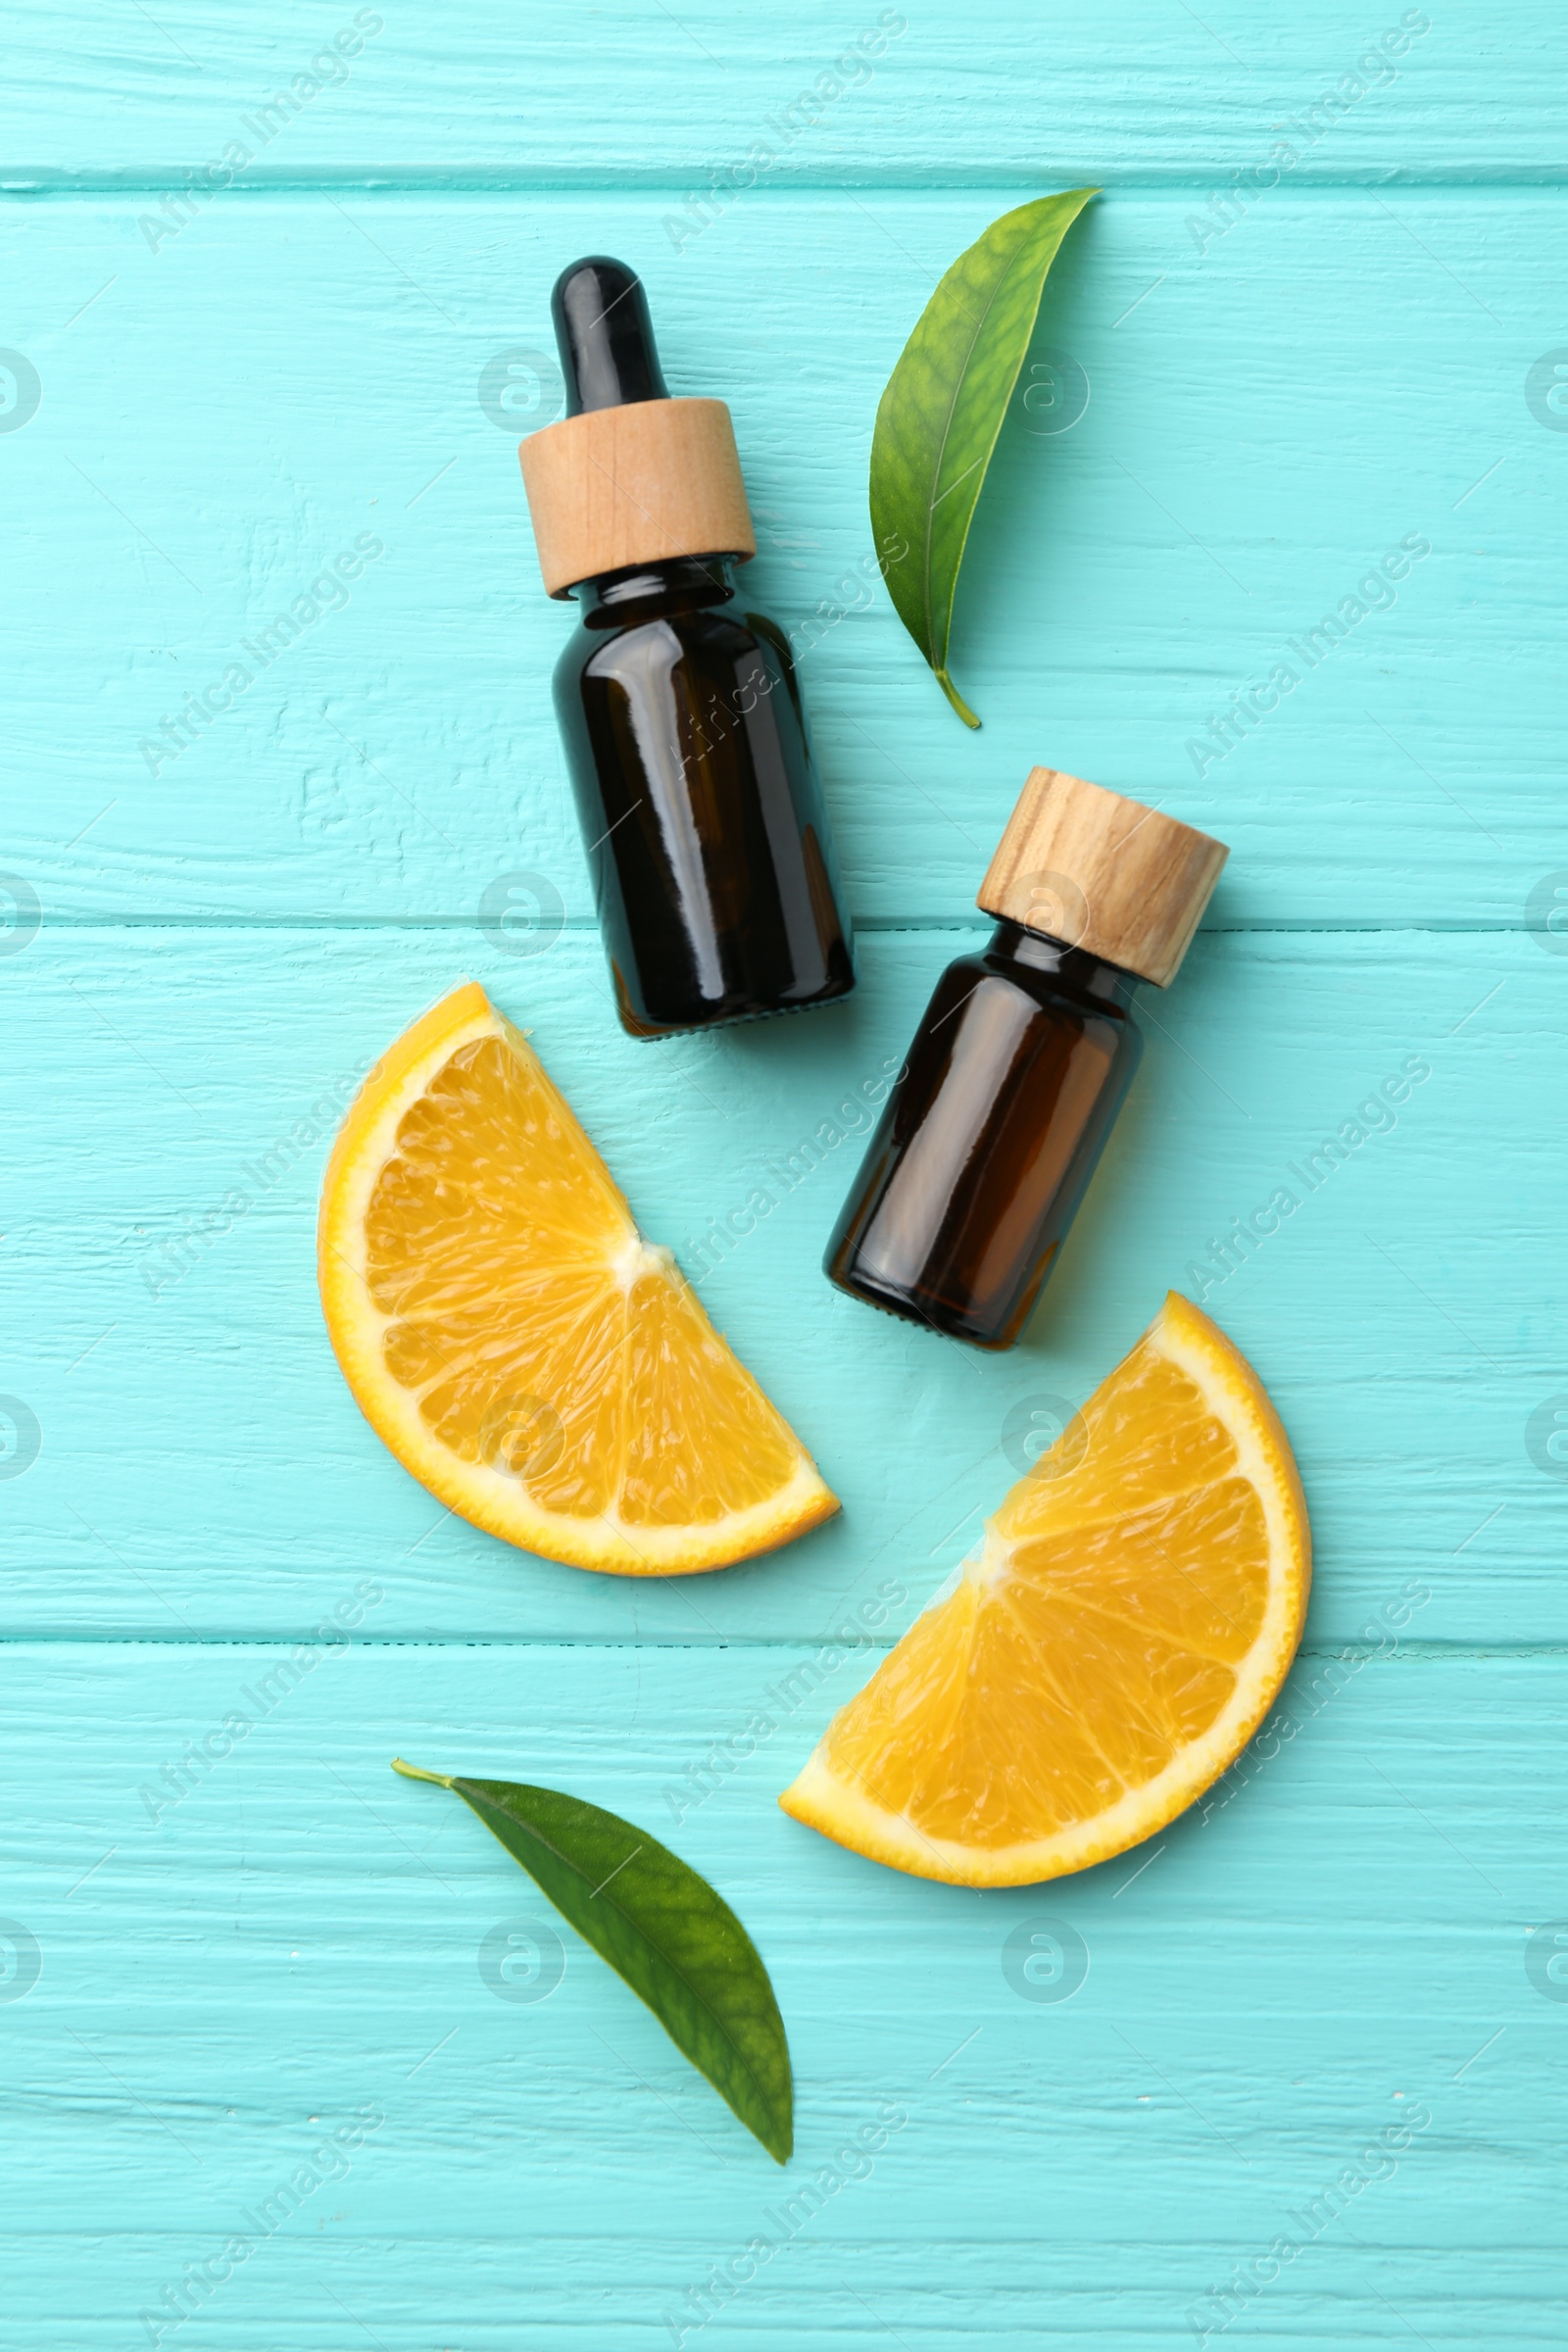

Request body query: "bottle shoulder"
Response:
[555, 602, 784, 688]
[938, 946, 1140, 1041]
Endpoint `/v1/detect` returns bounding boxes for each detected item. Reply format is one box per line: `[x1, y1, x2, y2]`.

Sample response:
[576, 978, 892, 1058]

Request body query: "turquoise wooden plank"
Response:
[5, 3, 1563, 2344]
[0, 189, 1559, 926]
[2, 926, 1560, 1644]
[0, 1638, 1561, 2346]
[9, 1, 1563, 181]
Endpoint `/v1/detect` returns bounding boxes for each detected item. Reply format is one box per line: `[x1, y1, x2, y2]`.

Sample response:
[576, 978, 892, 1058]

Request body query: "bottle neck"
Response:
[571, 555, 738, 626]
[985, 918, 1141, 1008]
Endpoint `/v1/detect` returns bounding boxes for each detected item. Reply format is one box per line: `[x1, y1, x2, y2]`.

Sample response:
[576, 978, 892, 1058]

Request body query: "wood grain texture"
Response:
[0, 191, 1558, 925]
[2, 927, 1559, 1644]
[4, 4, 1564, 2345]
[519, 397, 756, 596]
[977, 766, 1229, 984]
[0, 1641, 1562, 2346]
[7, 1, 1564, 180]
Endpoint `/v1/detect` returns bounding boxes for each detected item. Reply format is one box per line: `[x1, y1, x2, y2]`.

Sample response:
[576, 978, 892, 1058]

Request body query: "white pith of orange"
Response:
[318, 983, 837, 1576]
[780, 1294, 1309, 1885]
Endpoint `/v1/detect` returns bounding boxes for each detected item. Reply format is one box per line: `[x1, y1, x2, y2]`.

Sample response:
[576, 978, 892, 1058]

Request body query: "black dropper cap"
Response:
[551, 256, 670, 417]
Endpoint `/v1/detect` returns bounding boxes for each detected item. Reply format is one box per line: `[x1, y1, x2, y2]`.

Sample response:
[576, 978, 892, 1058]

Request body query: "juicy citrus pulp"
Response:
[779, 1293, 1309, 1884]
[318, 983, 836, 1575]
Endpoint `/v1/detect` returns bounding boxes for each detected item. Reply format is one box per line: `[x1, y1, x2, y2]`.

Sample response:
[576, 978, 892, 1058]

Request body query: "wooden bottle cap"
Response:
[976, 766, 1229, 988]
[518, 397, 757, 598]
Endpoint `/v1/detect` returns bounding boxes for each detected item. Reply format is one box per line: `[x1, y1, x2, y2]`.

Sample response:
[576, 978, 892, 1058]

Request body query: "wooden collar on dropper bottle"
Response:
[976, 766, 1229, 988]
[517, 255, 757, 599]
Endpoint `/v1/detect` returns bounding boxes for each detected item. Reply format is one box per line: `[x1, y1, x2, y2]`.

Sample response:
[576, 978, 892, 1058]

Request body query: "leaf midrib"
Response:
[464, 1785, 782, 2127]
[919, 235, 1029, 659]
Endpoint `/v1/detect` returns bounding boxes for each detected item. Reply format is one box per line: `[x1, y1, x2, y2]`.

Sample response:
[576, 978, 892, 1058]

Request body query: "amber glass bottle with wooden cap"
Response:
[825, 767, 1229, 1348]
[517, 255, 855, 1037]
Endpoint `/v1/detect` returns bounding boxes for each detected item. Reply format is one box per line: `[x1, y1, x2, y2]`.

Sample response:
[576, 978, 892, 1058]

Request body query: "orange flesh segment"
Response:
[319, 988, 835, 1576]
[781, 1296, 1308, 1883]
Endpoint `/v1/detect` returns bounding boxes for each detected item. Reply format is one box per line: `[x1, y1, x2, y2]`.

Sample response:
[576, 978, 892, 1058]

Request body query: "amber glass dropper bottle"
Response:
[517, 256, 856, 1037]
[825, 766, 1229, 1350]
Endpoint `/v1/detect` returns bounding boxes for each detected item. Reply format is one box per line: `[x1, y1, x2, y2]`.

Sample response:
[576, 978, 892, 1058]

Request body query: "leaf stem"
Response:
[391, 1757, 457, 1788]
[936, 669, 982, 729]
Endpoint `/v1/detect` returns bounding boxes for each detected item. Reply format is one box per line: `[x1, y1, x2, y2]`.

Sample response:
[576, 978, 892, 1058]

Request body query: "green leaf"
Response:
[869, 188, 1098, 726]
[392, 1759, 793, 2162]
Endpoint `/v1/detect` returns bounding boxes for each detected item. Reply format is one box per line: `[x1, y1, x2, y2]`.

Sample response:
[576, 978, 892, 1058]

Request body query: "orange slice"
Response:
[318, 984, 837, 1576]
[780, 1294, 1309, 1885]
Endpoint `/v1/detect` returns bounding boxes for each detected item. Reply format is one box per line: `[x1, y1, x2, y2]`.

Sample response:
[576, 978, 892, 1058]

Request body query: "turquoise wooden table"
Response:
[4, 2, 1564, 2342]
